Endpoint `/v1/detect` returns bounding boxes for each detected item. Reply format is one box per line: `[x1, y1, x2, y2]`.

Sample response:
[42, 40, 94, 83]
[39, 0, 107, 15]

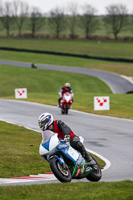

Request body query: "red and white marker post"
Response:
[94, 96, 110, 110]
[15, 88, 27, 99]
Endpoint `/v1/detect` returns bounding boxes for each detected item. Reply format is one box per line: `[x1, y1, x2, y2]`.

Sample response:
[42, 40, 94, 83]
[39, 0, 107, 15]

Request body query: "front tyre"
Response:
[65, 104, 68, 114]
[86, 156, 102, 182]
[61, 109, 65, 114]
[49, 157, 72, 183]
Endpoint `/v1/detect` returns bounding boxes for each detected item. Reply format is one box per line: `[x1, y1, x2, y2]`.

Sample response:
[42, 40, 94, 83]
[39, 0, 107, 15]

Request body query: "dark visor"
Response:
[39, 118, 49, 128]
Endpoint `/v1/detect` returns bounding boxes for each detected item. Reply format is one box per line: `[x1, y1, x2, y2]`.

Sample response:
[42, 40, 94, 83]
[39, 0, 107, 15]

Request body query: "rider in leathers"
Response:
[58, 83, 74, 107]
[38, 113, 96, 167]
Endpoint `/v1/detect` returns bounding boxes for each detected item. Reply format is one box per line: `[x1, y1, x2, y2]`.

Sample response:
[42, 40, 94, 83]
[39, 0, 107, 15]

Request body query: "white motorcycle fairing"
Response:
[63, 93, 72, 102]
[39, 131, 59, 156]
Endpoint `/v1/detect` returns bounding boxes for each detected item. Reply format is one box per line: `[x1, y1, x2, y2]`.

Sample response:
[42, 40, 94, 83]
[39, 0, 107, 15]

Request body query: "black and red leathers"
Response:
[49, 120, 92, 163]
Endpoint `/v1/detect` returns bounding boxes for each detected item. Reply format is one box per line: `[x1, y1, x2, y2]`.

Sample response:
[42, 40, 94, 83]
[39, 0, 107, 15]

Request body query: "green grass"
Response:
[0, 38, 133, 77]
[0, 38, 133, 59]
[0, 181, 133, 200]
[0, 121, 50, 178]
[0, 50, 133, 76]
[0, 64, 133, 119]
[0, 64, 111, 96]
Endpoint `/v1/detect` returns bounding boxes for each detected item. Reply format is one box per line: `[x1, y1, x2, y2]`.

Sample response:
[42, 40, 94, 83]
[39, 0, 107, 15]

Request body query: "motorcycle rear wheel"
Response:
[86, 156, 102, 182]
[49, 157, 72, 183]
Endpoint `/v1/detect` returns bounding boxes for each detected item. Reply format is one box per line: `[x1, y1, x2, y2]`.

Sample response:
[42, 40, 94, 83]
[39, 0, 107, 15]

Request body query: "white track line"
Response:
[86, 148, 111, 171]
[121, 75, 133, 84]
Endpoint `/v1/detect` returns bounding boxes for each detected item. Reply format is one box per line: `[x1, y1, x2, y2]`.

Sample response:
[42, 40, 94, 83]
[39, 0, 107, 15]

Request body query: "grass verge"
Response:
[0, 38, 133, 59]
[0, 120, 105, 178]
[0, 181, 133, 200]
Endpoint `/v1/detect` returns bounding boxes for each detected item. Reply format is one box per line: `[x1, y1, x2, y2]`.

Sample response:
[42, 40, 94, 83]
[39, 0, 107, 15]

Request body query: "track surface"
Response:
[0, 59, 133, 94]
[0, 99, 133, 185]
[0, 60, 133, 185]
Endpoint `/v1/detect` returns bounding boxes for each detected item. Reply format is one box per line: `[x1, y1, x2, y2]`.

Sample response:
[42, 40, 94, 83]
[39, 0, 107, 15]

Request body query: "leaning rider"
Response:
[38, 112, 96, 167]
[58, 83, 74, 107]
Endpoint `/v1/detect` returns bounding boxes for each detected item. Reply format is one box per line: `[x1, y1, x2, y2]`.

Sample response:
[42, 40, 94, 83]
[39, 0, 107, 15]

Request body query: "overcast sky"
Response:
[1, 0, 133, 14]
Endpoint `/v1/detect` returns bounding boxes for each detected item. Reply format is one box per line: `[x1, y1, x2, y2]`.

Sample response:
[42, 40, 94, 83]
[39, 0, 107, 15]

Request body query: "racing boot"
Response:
[85, 154, 97, 168]
[77, 142, 96, 168]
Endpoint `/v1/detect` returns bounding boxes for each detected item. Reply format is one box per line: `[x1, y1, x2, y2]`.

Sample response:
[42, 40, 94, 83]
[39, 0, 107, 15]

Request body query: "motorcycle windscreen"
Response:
[63, 93, 72, 102]
[39, 131, 59, 155]
[42, 130, 54, 143]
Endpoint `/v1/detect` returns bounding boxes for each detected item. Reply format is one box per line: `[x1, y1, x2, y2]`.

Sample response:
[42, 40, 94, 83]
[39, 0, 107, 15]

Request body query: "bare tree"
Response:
[104, 4, 128, 40]
[12, 0, 29, 36]
[0, 1, 14, 37]
[79, 4, 99, 39]
[29, 7, 45, 37]
[48, 7, 66, 38]
[67, 2, 78, 39]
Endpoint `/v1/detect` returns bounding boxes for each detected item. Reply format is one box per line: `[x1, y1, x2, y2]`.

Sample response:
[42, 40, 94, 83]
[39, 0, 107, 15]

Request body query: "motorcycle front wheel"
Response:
[49, 157, 72, 183]
[65, 104, 68, 114]
[86, 156, 102, 182]
[61, 109, 65, 114]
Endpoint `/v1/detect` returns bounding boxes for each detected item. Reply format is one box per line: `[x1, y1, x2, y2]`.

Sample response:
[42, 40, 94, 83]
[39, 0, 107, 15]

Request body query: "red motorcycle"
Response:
[60, 92, 73, 114]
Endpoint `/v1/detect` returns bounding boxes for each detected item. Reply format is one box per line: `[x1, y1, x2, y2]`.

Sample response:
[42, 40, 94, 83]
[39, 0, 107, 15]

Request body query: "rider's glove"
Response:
[60, 135, 70, 142]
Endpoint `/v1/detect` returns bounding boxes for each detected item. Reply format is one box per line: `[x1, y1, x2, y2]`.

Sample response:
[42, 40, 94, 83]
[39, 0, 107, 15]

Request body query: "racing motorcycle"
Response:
[60, 92, 73, 114]
[39, 130, 102, 183]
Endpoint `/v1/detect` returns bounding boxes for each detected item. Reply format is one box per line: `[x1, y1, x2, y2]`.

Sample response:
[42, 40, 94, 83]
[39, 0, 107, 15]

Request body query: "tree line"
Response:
[0, 0, 132, 40]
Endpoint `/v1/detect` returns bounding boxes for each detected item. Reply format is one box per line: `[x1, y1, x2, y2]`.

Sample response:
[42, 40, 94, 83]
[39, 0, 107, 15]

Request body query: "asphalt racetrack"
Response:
[0, 60, 133, 185]
[0, 99, 133, 185]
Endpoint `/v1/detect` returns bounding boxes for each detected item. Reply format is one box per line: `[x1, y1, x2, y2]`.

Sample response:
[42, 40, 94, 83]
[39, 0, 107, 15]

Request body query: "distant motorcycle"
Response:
[39, 130, 102, 183]
[60, 92, 73, 114]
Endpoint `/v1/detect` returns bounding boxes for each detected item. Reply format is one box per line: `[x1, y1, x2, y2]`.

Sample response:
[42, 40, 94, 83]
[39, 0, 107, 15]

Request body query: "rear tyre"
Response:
[86, 156, 102, 182]
[49, 157, 72, 183]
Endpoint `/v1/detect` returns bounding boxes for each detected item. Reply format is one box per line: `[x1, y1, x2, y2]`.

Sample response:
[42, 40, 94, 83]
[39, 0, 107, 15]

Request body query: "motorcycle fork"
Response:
[51, 154, 68, 169]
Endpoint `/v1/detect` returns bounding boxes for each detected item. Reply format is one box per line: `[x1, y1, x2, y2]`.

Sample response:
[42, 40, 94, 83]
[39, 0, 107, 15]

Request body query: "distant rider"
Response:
[38, 112, 96, 167]
[58, 83, 74, 107]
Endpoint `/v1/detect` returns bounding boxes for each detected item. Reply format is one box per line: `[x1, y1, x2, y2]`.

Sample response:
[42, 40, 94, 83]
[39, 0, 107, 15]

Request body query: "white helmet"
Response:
[38, 113, 53, 131]
[65, 83, 70, 89]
